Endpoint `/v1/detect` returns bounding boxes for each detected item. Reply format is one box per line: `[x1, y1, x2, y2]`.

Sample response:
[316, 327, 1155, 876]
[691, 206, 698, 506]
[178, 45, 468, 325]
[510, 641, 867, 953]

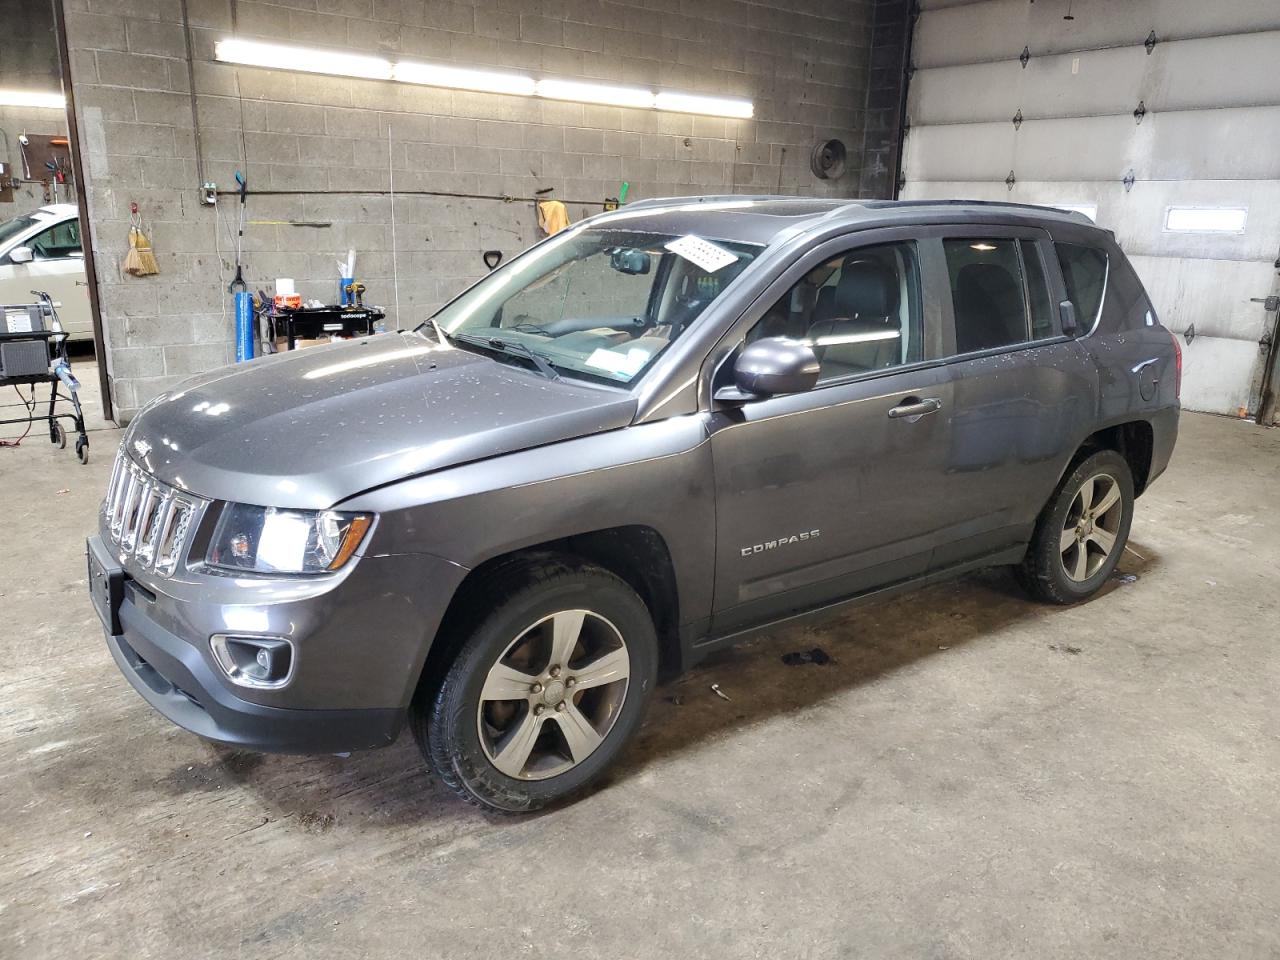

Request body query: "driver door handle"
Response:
[888, 396, 942, 420]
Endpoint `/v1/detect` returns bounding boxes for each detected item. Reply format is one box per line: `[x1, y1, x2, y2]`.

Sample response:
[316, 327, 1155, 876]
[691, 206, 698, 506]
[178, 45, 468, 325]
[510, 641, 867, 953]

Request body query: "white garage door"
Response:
[900, 0, 1280, 419]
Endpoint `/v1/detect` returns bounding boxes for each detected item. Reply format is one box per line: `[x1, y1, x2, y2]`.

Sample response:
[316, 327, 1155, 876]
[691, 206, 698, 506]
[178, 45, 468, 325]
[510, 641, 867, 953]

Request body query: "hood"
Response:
[124, 331, 636, 509]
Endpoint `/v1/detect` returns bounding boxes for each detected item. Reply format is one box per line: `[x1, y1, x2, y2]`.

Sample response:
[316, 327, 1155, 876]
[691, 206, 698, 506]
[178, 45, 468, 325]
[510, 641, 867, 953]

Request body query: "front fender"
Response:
[340, 414, 717, 630]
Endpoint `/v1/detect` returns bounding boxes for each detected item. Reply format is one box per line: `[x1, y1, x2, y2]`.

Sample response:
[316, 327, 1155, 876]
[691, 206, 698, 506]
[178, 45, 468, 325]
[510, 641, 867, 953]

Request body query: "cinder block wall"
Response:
[64, 0, 879, 420]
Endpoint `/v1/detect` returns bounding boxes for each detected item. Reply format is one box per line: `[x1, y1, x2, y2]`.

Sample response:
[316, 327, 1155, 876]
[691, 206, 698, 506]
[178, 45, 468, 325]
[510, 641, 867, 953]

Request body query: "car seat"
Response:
[806, 257, 902, 374]
[953, 263, 1026, 352]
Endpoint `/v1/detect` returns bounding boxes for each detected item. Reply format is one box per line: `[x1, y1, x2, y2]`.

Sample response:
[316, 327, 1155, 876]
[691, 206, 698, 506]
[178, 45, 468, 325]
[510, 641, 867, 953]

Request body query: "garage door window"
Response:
[1056, 243, 1108, 332]
[944, 238, 1052, 353]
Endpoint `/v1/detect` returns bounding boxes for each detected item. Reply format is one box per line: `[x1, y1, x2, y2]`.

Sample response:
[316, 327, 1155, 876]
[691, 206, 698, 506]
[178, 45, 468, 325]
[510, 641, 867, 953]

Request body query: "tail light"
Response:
[1169, 330, 1183, 399]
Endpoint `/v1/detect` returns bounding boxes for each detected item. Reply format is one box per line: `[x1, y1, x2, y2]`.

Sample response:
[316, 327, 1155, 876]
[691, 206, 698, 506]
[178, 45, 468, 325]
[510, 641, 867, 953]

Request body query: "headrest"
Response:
[955, 262, 1021, 309]
[834, 258, 898, 318]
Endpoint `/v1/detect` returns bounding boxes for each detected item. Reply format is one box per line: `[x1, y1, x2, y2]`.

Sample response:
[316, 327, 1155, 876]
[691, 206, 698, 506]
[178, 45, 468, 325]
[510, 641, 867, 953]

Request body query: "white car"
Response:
[0, 204, 93, 341]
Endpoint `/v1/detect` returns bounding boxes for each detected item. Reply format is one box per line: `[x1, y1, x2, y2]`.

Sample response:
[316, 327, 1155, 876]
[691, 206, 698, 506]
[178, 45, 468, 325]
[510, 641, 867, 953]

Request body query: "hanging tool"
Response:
[227, 171, 247, 294]
[123, 202, 159, 277]
[229, 171, 253, 362]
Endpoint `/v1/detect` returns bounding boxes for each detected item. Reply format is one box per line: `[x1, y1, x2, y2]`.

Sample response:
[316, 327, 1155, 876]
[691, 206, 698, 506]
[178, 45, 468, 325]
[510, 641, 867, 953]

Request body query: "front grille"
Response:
[103, 448, 204, 578]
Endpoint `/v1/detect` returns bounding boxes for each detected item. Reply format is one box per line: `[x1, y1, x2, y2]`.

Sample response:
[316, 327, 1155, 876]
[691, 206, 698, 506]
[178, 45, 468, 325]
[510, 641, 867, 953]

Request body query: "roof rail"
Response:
[863, 198, 1094, 222]
[618, 194, 854, 210]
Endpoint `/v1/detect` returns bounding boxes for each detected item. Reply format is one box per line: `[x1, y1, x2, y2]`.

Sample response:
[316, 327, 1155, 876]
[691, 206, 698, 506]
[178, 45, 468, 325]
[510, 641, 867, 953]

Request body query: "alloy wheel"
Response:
[476, 609, 631, 780]
[1059, 472, 1123, 582]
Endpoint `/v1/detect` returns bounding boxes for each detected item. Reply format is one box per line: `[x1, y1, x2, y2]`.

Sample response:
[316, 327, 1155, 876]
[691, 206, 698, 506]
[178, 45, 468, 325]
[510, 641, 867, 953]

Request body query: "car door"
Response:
[9, 216, 92, 340]
[928, 226, 1097, 569]
[705, 229, 957, 636]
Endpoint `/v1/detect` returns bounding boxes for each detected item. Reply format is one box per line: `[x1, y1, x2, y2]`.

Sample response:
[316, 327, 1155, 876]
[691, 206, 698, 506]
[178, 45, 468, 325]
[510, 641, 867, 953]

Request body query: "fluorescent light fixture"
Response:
[1053, 203, 1098, 222]
[215, 38, 391, 80]
[212, 39, 754, 117]
[1164, 206, 1247, 233]
[970, 242, 998, 252]
[535, 78, 655, 109]
[0, 89, 66, 109]
[655, 91, 752, 118]
[394, 61, 534, 96]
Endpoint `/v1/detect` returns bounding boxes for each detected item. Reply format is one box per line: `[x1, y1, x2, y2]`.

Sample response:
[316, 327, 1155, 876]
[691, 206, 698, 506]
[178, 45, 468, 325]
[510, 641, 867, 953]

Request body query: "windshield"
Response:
[0, 215, 37, 249]
[427, 227, 761, 385]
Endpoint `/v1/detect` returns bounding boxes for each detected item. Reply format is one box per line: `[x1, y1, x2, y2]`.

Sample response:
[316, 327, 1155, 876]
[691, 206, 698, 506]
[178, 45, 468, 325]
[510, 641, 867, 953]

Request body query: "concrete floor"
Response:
[2, 410, 1277, 959]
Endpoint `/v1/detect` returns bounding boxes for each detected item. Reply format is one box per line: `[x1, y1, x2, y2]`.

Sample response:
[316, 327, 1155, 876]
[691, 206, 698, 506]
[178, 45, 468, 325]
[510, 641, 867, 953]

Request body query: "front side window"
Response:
[0, 214, 37, 251]
[746, 240, 924, 383]
[944, 237, 1058, 353]
[30, 218, 81, 260]
[430, 227, 760, 385]
[1056, 242, 1108, 332]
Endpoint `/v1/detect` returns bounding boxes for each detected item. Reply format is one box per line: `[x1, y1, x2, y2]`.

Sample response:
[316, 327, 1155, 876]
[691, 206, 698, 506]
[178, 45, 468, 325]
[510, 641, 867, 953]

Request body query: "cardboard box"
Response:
[273, 337, 332, 352]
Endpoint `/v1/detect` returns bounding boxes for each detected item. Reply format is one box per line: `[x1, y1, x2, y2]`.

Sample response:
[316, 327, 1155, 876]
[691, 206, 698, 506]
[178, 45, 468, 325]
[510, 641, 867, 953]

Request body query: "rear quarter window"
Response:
[1055, 242, 1107, 332]
[1100, 248, 1155, 331]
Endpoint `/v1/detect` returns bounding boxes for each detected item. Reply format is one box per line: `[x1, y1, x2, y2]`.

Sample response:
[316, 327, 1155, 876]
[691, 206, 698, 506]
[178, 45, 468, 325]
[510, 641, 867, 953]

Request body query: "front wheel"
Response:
[413, 558, 657, 813]
[1019, 449, 1134, 604]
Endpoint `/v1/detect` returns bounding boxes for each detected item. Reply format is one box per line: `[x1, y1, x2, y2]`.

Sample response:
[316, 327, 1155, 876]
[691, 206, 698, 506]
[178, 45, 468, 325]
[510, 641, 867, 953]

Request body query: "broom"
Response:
[124, 202, 159, 277]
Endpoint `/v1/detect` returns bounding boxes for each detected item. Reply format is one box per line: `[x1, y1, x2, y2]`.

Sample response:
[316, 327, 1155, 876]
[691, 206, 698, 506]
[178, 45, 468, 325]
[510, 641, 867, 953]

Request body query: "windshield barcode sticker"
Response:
[664, 235, 739, 273]
[585, 347, 651, 376]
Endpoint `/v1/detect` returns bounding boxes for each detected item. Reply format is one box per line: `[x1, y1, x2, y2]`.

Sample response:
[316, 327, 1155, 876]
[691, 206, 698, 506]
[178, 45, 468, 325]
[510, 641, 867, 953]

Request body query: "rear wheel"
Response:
[1019, 449, 1134, 604]
[412, 558, 657, 812]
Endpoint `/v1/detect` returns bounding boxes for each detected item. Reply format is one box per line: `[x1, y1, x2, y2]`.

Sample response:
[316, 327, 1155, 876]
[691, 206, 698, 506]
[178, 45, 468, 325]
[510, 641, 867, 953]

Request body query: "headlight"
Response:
[207, 503, 373, 574]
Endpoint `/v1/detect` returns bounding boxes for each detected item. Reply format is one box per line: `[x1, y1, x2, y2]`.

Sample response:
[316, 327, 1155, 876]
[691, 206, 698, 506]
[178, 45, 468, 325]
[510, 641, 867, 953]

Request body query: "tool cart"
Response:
[265, 304, 386, 351]
[0, 292, 90, 463]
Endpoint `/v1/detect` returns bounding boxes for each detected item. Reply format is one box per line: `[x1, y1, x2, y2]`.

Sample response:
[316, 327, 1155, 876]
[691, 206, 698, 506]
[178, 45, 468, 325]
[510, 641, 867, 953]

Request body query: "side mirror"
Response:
[9, 245, 33, 264]
[715, 337, 821, 401]
[1059, 299, 1079, 336]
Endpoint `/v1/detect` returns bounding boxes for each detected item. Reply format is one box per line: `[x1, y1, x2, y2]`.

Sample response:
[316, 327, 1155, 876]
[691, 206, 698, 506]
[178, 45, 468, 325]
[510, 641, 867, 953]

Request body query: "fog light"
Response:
[210, 635, 294, 689]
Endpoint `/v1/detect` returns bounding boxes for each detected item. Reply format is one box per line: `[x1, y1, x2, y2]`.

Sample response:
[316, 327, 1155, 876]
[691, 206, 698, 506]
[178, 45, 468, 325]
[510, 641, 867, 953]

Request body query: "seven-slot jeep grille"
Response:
[103, 448, 203, 577]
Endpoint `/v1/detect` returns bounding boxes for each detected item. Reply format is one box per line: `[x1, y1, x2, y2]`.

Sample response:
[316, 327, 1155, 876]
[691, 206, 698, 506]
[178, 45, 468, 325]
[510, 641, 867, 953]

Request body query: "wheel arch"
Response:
[1072, 419, 1155, 495]
[414, 525, 682, 704]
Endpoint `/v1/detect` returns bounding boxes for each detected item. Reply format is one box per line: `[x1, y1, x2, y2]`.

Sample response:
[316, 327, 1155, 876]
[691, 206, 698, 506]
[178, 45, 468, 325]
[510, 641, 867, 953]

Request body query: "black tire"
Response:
[411, 557, 658, 813]
[1019, 449, 1134, 604]
[52, 421, 66, 448]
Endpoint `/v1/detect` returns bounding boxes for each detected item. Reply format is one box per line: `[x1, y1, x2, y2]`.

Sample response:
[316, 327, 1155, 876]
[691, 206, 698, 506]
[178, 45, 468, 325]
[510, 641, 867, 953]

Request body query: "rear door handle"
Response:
[888, 396, 942, 421]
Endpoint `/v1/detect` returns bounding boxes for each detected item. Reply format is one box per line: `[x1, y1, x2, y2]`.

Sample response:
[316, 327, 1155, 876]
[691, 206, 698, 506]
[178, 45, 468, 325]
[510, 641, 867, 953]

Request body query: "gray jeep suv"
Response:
[88, 197, 1179, 811]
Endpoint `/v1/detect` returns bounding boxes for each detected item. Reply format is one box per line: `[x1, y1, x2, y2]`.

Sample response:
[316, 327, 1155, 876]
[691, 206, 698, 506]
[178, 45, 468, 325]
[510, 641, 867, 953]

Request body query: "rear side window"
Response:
[943, 238, 1054, 353]
[1056, 242, 1108, 331]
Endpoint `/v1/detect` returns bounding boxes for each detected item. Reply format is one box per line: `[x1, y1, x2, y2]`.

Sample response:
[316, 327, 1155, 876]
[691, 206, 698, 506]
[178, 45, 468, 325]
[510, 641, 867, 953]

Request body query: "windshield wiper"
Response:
[455, 333, 560, 381]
